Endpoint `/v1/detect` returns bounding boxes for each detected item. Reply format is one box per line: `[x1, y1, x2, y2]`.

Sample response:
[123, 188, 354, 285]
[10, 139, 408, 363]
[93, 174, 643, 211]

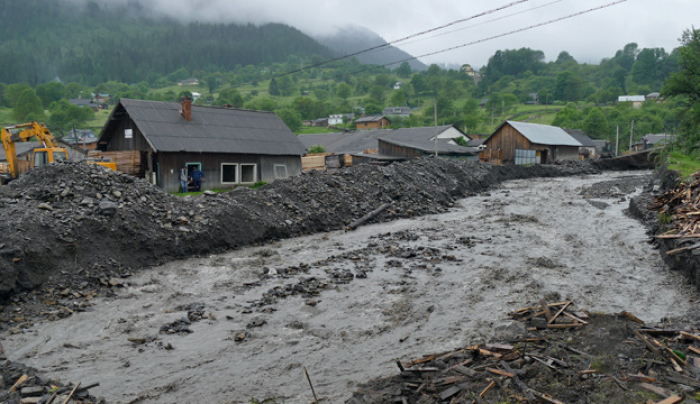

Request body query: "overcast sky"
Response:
[76, 0, 697, 68]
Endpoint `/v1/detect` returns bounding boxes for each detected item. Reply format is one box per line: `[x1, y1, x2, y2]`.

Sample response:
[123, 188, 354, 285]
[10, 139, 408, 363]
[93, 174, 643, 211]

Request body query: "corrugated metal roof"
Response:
[618, 95, 646, 102]
[0, 141, 41, 161]
[563, 129, 595, 147]
[355, 115, 388, 123]
[298, 130, 392, 154]
[102, 99, 305, 156]
[380, 127, 479, 155]
[506, 121, 582, 147]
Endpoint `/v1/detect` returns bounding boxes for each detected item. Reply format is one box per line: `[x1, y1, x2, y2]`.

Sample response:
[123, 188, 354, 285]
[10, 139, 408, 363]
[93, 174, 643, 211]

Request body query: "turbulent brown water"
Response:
[3, 171, 693, 404]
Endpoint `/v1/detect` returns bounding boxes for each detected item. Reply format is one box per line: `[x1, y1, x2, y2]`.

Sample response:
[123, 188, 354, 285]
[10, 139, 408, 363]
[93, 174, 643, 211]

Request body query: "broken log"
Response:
[347, 203, 391, 230]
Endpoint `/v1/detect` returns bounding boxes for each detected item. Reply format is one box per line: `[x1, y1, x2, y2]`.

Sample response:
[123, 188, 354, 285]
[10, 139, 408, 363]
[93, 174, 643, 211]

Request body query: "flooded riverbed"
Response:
[4, 171, 695, 404]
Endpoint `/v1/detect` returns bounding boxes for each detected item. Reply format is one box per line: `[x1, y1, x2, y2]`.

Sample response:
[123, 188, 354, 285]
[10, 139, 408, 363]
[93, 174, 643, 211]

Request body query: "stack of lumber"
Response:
[348, 299, 700, 404]
[302, 153, 332, 172]
[87, 150, 144, 175]
[649, 174, 700, 254]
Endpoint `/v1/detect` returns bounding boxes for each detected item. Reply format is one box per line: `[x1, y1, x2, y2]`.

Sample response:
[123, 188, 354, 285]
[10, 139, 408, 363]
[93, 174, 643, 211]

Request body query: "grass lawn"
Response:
[295, 127, 342, 135]
[667, 151, 700, 179]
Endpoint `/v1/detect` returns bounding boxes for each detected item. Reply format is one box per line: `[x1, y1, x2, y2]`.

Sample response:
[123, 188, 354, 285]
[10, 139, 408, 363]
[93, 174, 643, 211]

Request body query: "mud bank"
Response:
[0, 159, 600, 304]
[630, 167, 700, 288]
[2, 171, 694, 404]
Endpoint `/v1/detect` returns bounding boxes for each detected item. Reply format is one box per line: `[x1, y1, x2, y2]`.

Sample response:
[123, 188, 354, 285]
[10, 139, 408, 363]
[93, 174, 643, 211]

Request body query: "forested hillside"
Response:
[0, 0, 332, 85]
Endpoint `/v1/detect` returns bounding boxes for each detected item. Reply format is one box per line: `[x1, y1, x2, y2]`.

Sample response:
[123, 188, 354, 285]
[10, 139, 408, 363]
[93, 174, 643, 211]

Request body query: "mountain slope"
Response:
[0, 0, 333, 85]
[314, 26, 428, 72]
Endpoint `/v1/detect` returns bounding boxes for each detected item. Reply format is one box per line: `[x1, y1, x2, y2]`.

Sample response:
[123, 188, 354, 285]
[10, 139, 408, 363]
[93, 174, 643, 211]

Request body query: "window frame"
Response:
[239, 163, 257, 184]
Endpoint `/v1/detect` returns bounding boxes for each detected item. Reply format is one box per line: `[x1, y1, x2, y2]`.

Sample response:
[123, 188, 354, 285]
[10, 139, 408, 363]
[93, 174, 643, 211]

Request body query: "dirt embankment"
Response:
[630, 166, 700, 288]
[0, 159, 601, 307]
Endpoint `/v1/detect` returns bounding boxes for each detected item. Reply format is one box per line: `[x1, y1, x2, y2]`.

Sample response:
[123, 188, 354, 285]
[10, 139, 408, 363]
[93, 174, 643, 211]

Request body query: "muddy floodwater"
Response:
[4, 171, 695, 404]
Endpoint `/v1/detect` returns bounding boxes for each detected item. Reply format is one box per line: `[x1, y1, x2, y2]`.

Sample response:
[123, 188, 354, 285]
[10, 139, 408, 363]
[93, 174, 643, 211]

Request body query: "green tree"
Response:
[336, 83, 352, 100]
[369, 86, 385, 103]
[396, 62, 412, 78]
[205, 74, 219, 93]
[663, 28, 700, 152]
[35, 82, 66, 108]
[552, 103, 583, 128]
[583, 108, 609, 138]
[308, 144, 325, 154]
[5, 83, 32, 108]
[275, 108, 302, 131]
[390, 89, 408, 107]
[292, 97, 315, 119]
[48, 99, 95, 129]
[553, 71, 585, 102]
[269, 77, 281, 96]
[13, 89, 45, 122]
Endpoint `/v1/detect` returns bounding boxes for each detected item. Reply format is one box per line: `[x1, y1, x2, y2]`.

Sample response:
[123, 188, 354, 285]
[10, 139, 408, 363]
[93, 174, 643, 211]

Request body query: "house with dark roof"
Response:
[378, 127, 479, 160]
[355, 115, 391, 130]
[632, 133, 675, 152]
[481, 121, 582, 165]
[563, 128, 597, 158]
[382, 107, 411, 118]
[96, 98, 305, 192]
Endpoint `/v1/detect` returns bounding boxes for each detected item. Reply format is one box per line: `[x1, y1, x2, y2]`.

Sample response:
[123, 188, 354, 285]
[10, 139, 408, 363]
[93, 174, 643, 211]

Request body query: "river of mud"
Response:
[3, 170, 695, 404]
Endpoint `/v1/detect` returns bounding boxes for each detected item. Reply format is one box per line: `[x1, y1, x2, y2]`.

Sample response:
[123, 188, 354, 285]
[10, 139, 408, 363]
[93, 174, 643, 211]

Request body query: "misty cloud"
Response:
[62, 0, 699, 68]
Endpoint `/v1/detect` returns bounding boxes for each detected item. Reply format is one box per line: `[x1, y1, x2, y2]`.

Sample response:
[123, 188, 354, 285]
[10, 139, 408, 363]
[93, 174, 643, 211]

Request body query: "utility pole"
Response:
[615, 125, 619, 156]
[434, 98, 438, 157]
[629, 120, 635, 152]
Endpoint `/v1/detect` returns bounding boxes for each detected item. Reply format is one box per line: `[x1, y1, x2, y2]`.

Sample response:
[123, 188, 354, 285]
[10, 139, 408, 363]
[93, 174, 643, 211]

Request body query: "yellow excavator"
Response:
[1, 122, 116, 185]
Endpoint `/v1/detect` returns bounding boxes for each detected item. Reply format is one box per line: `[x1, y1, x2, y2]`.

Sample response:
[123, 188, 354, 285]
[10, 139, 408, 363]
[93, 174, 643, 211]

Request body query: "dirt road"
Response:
[3, 171, 694, 404]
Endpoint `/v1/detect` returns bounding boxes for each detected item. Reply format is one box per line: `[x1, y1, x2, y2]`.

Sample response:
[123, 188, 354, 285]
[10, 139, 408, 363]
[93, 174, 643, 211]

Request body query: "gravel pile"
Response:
[0, 158, 600, 323]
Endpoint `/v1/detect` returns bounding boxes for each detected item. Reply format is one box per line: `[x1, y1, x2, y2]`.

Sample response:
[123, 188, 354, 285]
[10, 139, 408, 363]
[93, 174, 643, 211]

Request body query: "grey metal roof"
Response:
[298, 130, 393, 154]
[505, 121, 582, 147]
[100, 99, 305, 156]
[563, 129, 595, 147]
[355, 115, 389, 123]
[0, 141, 41, 161]
[618, 95, 645, 102]
[379, 127, 479, 155]
[636, 133, 675, 146]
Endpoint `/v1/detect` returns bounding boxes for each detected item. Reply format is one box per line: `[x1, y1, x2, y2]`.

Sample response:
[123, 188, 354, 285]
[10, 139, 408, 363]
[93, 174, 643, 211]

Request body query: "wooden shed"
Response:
[95, 98, 305, 193]
[355, 115, 391, 130]
[480, 121, 582, 165]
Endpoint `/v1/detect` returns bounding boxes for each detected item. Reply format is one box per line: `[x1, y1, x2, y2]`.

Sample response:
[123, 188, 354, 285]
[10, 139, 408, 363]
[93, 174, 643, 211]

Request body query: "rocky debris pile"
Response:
[0, 159, 601, 328]
[0, 355, 102, 404]
[347, 301, 700, 404]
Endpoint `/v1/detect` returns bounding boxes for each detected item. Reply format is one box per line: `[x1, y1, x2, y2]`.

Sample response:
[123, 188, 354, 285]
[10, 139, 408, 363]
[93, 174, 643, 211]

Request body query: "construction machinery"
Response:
[1, 122, 116, 184]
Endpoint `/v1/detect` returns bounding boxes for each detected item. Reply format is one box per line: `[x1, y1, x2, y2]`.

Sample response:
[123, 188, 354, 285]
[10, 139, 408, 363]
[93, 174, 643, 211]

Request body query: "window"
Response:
[514, 149, 538, 165]
[53, 151, 68, 162]
[274, 164, 288, 179]
[221, 163, 237, 184]
[34, 151, 48, 167]
[240, 164, 256, 183]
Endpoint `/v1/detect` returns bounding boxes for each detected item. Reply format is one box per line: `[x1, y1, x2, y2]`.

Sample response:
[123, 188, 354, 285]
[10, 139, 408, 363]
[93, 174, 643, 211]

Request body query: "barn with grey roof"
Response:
[96, 98, 305, 192]
[481, 121, 582, 165]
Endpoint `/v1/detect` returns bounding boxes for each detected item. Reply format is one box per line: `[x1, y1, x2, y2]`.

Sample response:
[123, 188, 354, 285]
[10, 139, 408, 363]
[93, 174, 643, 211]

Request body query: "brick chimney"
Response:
[181, 97, 192, 121]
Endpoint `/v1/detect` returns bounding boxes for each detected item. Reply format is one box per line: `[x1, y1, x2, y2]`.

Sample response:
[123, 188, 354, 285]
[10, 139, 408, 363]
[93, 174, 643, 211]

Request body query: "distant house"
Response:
[191, 92, 202, 101]
[177, 78, 200, 86]
[382, 107, 411, 118]
[355, 115, 391, 130]
[93, 93, 110, 102]
[618, 95, 646, 109]
[328, 113, 354, 126]
[0, 141, 41, 175]
[632, 133, 675, 152]
[479, 98, 489, 108]
[69, 99, 108, 112]
[461, 64, 476, 75]
[378, 126, 479, 160]
[61, 129, 99, 151]
[393, 81, 403, 90]
[95, 98, 306, 192]
[480, 121, 582, 165]
[563, 128, 597, 158]
[592, 139, 613, 156]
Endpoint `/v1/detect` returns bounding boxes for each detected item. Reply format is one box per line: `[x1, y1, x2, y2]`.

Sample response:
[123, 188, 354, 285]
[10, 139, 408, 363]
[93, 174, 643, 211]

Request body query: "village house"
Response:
[563, 128, 597, 158]
[480, 121, 582, 165]
[393, 82, 403, 90]
[632, 133, 675, 152]
[95, 98, 305, 193]
[618, 95, 646, 109]
[355, 115, 391, 130]
[378, 127, 479, 160]
[382, 107, 411, 118]
[328, 113, 354, 126]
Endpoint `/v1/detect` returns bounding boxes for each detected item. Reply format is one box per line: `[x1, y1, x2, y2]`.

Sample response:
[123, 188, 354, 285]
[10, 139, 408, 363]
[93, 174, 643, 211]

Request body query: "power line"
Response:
[232, 1, 532, 88]
[241, 0, 628, 96]
[367, 0, 565, 54]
